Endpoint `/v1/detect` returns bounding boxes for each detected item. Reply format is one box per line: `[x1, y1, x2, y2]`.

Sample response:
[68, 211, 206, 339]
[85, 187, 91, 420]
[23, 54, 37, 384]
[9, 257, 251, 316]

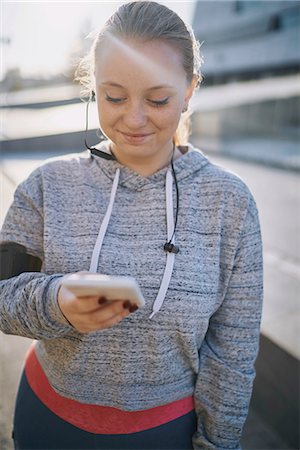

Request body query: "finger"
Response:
[98, 296, 108, 305]
[94, 301, 139, 327]
[87, 300, 127, 324]
[71, 295, 107, 313]
[129, 304, 138, 313]
[78, 306, 130, 333]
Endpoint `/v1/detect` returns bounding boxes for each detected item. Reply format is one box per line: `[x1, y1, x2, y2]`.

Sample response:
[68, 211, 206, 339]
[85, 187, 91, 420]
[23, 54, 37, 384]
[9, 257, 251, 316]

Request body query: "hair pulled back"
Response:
[75, 1, 203, 145]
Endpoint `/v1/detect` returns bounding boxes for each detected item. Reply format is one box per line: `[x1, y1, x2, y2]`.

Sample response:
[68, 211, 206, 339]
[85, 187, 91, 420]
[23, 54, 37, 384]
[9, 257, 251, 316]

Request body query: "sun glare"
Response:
[1, 2, 195, 80]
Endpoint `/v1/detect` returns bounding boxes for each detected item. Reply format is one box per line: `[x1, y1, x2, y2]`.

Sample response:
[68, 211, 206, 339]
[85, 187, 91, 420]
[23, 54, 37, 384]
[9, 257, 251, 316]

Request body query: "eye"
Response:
[105, 94, 126, 104]
[148, 97, 170, 107]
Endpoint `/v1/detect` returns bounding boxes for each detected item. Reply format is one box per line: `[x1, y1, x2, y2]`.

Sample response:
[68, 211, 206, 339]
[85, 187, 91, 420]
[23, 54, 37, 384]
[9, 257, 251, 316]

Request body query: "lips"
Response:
[120, 131, 153, 144]
[121, 132, 152, 138]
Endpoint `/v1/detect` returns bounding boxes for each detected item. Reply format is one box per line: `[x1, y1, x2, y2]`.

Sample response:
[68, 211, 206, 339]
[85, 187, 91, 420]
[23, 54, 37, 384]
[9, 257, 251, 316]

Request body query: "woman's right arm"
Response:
[0, 167, 74, 339]
[0, 272, 74, 339]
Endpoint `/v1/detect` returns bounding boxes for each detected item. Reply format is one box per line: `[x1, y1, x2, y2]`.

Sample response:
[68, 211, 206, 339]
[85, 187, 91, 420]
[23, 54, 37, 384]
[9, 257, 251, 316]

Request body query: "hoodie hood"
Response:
[91, 140, 210, 190]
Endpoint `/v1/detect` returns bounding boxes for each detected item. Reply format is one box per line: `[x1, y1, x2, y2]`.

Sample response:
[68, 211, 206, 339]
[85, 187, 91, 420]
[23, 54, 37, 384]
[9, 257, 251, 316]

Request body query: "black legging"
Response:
[13, 371, 197, 450]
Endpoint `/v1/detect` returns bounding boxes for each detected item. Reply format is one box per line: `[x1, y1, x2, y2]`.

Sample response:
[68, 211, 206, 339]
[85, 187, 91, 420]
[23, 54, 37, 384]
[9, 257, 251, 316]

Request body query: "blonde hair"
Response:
[75, 1, 203, 145]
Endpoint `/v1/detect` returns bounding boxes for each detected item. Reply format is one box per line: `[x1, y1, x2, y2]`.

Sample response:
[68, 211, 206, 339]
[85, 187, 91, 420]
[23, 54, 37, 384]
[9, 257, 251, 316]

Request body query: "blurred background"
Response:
[0, 1, 299, 449]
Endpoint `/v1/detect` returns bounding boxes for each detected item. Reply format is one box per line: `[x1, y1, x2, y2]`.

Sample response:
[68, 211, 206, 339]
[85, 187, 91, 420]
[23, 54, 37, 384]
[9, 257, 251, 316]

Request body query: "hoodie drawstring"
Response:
[89, 168, 177, 318]
[89, 168, 120, 273]
[149, 170, 176, 319]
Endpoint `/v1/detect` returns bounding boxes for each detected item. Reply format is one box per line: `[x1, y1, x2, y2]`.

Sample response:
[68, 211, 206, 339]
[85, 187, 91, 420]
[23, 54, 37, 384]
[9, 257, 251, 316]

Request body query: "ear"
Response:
[183, 75, 198, 110]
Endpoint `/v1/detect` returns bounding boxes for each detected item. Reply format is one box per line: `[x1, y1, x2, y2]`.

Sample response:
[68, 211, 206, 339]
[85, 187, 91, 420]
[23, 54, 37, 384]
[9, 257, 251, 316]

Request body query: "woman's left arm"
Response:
[193, 194, 263, 450]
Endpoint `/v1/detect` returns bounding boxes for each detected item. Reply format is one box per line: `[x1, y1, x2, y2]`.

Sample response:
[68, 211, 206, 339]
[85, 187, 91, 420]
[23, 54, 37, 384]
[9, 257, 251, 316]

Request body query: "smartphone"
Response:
[61, 273, 145, 308]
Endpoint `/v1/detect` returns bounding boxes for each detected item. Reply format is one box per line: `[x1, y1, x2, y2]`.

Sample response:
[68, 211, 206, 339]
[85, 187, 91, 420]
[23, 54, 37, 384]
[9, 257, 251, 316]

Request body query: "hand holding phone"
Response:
[57, 273, 145, 333]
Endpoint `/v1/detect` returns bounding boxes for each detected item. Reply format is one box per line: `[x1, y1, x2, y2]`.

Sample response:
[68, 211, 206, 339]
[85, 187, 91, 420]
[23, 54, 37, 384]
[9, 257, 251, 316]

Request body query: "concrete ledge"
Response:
[0, 130, 95, 155]
[193, 97, 299, 137]
[191, 135, 300, 172]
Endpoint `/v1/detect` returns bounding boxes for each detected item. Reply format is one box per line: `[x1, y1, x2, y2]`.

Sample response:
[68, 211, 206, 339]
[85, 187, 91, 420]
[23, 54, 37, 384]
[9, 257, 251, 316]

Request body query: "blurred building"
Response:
[193, 0, 300, 84]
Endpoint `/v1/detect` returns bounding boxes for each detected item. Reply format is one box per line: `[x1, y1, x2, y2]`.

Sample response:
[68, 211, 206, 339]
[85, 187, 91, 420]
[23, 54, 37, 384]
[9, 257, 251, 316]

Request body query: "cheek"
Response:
[97, 103, 118, 129]
[154, 106, 182, 130]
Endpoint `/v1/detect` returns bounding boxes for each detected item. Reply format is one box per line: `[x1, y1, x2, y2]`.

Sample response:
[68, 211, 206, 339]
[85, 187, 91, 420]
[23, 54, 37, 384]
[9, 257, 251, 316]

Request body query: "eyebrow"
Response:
[100, 82, 175, 91]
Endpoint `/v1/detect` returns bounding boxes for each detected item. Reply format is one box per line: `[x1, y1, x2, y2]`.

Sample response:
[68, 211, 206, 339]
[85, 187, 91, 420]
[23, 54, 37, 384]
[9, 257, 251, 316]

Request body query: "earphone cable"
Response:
[84, 96, 93, 151]
[84, 92, 116, 161]
[168, 146, 179, 246]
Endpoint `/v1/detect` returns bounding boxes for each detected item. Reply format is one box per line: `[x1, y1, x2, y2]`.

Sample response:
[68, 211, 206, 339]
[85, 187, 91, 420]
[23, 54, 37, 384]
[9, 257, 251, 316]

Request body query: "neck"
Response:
[110, 143, 181, 177]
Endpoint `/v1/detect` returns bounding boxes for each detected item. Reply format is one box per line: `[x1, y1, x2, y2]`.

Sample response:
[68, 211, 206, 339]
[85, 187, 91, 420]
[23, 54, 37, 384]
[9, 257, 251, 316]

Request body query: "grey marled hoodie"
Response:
[0, 143, 263, 449]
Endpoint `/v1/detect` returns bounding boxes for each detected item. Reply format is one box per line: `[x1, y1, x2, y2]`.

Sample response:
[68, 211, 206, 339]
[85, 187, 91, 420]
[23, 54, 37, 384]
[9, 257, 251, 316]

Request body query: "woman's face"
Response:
[95, 37, 195, 169]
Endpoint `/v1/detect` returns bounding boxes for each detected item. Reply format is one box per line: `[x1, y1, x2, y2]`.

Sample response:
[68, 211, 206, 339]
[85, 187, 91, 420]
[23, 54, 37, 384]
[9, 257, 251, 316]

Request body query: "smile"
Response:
[121, 132, 153, 137]
[120, 131, 154, 144]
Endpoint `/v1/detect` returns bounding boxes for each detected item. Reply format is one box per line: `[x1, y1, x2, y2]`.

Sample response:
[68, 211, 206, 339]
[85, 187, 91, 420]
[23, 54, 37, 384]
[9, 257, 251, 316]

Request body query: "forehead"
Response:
[94, 36, 187, 89]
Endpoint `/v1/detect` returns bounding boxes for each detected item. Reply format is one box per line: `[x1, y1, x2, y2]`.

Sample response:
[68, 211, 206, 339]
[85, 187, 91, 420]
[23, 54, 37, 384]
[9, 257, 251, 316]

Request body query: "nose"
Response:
[123, 101, 147, 129]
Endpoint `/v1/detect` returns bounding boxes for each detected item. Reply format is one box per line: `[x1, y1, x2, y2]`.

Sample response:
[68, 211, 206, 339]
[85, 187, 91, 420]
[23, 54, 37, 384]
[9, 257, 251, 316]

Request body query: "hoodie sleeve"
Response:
[192, 194, 263, 450]
[0, 168, 73, 339]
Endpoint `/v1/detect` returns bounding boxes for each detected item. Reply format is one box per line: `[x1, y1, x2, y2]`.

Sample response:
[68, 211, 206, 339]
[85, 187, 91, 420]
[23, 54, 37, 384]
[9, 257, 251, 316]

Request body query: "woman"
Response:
[0, 2, 263, 449]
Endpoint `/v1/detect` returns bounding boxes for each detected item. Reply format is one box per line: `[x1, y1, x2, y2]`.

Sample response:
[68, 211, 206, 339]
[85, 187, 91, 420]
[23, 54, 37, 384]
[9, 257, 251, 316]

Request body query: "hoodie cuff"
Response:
[45, 275, 75, 333]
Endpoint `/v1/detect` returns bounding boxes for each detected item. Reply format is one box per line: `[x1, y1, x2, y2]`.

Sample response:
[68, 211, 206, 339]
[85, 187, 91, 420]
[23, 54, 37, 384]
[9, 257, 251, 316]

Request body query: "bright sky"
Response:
[1, 1, 196, 79]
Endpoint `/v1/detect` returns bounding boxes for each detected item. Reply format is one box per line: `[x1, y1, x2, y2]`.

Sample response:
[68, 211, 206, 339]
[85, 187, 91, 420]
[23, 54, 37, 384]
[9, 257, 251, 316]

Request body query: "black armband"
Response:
[0, 242, 42, 280]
